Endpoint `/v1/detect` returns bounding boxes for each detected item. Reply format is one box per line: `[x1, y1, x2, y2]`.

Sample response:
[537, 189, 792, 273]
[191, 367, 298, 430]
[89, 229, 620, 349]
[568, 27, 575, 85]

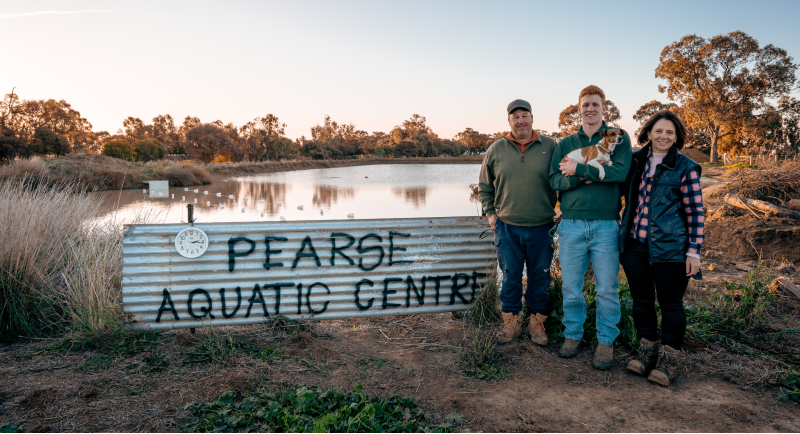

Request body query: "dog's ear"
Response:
[599, 130, 608, 137]
[619, 129, 626, 136]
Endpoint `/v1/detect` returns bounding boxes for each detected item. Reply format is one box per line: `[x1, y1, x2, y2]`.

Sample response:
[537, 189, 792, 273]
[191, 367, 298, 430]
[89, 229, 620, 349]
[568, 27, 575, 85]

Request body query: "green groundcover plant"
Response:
[184, 385, 465, 433]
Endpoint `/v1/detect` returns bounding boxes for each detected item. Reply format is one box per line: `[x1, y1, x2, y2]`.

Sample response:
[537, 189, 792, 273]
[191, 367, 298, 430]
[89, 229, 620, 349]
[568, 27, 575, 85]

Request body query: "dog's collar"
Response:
[598, 143, 611, 154]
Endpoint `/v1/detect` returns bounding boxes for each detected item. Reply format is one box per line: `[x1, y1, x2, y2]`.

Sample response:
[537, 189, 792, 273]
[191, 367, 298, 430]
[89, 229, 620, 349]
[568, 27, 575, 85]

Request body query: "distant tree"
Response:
[604, 100, 621, 127]
[32, 127, 70, 156]
[185, 124, 234, 163]
[655, 31, 797, 162]
[241, 114, 292, 161]
[133, 139, 167, 162]
[102, 139, 135, 161]
[558, 105, 581, 136]
[454, 128, 490, 155]
[152, 114, 182, 154]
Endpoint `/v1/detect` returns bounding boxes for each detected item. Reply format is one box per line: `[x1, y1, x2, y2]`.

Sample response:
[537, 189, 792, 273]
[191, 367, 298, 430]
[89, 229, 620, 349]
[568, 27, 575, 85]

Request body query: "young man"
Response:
[478, 99, 558, 346]
[549, 85, 632, 369]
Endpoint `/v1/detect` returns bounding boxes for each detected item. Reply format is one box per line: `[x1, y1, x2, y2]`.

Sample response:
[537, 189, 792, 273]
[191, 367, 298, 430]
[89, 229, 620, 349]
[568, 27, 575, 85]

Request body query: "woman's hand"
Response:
[686, 256, 701, 276]
[488, 214, 498, 229]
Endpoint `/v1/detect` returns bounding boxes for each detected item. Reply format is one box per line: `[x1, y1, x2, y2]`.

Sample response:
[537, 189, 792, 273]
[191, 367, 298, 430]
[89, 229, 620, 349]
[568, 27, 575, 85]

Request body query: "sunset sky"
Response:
[2, 0, 799, 140]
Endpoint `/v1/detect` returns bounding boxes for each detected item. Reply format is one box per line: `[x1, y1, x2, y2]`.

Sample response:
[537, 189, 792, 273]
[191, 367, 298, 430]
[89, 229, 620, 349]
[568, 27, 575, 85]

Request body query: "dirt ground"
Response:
[1, 307, 798, 433]
[2, 162, 800, 433]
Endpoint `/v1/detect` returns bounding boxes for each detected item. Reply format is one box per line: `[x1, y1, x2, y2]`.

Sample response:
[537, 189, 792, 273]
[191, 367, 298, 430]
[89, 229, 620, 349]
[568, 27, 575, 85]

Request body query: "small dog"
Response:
[561, 128, 626, 181]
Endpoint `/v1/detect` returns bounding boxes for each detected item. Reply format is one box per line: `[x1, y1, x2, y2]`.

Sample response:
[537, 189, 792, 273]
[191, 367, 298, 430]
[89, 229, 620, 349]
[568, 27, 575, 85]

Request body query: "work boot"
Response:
[627, 338, 660, 376]
[527, 313, 549, 346]
[592, 343, 614, 370]
[497, 312, 521, 344]
[648, 345, 681, 386]
[558, 338, 581, 358]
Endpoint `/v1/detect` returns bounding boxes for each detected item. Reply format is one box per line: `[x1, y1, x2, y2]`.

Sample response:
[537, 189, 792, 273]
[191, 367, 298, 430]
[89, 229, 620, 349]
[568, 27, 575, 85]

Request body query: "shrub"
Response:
[458, 329, 509, 380]
[102, 139, 135, 161]
[133, 139, 166, 162]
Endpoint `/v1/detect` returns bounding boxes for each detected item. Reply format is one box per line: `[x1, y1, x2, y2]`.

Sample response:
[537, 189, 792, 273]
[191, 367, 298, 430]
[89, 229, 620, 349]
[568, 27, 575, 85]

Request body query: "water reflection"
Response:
[392, 186, 427, 208]
[312, 185, 355, 209]
[97, 164, 482, 223]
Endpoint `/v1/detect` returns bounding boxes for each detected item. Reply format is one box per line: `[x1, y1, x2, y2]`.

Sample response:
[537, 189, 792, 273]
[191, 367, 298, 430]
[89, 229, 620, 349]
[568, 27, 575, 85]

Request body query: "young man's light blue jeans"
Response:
[557, 219, 621, 346]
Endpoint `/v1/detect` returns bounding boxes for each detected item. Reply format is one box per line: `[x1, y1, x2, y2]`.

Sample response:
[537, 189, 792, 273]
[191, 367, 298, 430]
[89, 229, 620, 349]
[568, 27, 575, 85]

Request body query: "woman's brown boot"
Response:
[648, 345, 681, 386]
[627, 338, 659, 376]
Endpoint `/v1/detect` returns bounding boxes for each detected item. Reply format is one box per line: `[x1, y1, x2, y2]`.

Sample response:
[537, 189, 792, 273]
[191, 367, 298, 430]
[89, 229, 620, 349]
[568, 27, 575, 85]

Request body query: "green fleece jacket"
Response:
[478, 134, 557, 227]
[548, 122, 632, 220]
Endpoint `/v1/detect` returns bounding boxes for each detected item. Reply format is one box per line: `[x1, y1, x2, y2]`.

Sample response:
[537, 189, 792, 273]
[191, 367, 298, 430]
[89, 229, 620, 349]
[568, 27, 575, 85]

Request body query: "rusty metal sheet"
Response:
[122, 217, 494, 330]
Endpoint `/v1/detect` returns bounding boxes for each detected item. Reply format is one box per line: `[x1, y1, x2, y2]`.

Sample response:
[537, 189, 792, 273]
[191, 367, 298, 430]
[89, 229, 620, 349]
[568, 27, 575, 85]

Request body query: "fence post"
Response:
[750, 155, 753, 166]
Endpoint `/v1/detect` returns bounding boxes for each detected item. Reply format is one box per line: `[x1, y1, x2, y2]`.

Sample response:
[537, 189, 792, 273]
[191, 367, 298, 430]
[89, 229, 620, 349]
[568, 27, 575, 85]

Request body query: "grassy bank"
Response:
[0, 154, 213, 191]
[0, 154, 484, 191]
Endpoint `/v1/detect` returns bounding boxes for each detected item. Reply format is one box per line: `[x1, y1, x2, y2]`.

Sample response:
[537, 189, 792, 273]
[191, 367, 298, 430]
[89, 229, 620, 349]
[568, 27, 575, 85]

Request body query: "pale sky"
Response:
[2, 0, 799, 140]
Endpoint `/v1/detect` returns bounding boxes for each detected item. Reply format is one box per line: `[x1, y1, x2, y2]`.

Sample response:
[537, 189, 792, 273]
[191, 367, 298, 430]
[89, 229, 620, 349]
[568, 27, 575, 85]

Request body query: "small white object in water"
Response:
[182, 196, 185, 201]
[184, 188, 188, 191]
[258, 199, 264, 203]
[277, 202, 282, 207]
[204, 191, 208, 195]
[347, 213, 354, 218]
[206, 201, 210, 206]
[243, 197, 248, 201]
[193, 189, 198, 193]
[241, 207, 245, 213]
[229, 195, 234, 199]
[143, 189, 147, 193]
[279, 216, 286, 221]
[320, 209, 323, 215]
[216, 193, 221, 197]
[260, 212, 264, 217]
[171, 194, 174, 199]
[220, 204, 225, 209]
[194, 198, 197, 203]
[297, 205, 303, 210]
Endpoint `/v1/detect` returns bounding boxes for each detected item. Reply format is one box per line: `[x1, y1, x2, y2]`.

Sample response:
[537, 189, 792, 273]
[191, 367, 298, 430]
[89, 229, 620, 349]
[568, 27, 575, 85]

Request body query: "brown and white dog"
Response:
[561, 128, 626, 181]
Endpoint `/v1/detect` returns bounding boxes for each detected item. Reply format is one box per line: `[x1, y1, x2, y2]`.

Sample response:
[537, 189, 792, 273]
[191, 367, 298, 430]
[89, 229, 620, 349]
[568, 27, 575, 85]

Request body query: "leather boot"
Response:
[558, 338, 581, 358]
[497, 312, 521, 344]
[592, 343, 614, 370]
[527, 313, 549, 346]
[648, 345, 681, 386]
[627, 338, 660, 376]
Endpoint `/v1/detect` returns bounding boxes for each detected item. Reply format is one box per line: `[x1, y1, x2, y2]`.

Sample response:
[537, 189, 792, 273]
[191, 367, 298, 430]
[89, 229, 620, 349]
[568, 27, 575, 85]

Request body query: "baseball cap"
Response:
[507, 99, 532, 114]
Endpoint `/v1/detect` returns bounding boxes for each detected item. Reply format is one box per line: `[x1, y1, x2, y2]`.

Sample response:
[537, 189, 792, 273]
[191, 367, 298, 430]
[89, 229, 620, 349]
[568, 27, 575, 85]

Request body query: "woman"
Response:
[618, 110, 704, 386]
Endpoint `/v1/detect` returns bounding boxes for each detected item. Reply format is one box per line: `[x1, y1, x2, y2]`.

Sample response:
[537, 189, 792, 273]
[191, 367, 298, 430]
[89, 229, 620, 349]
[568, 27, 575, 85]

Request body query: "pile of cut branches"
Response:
[713, 161, 800, 205]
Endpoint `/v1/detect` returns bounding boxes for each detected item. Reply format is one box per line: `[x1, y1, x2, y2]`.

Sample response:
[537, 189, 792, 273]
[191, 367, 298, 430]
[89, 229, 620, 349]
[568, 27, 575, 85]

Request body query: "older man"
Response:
[478, 99, 558, 346]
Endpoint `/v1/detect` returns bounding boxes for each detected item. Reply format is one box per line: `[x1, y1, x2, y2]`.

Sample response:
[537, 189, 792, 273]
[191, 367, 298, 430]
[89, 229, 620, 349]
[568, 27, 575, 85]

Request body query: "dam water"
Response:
[97, 164, 483, 224]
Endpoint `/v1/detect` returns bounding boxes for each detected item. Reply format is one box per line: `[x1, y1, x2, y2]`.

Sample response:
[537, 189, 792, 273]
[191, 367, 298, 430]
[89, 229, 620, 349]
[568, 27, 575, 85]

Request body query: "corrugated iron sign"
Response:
[122, 217, 494, 330]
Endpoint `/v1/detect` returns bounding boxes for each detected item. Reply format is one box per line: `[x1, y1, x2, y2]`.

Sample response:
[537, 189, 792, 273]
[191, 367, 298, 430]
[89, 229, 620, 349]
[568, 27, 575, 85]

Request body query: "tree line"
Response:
[0, 31, 797, 164]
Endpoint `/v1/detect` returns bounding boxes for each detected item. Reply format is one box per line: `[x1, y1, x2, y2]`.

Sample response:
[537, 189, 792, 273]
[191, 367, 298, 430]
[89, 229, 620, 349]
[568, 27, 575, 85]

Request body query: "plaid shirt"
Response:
[629, 150, 705, 258]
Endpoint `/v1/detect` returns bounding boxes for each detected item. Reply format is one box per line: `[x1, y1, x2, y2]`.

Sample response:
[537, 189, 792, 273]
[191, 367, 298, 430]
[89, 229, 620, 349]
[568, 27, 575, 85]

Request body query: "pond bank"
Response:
[0, 155, 485, 191]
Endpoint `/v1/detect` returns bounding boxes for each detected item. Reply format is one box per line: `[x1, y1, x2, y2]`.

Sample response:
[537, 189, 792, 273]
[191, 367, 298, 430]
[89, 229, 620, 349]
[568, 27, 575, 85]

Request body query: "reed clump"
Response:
[0, 177, 124, 342]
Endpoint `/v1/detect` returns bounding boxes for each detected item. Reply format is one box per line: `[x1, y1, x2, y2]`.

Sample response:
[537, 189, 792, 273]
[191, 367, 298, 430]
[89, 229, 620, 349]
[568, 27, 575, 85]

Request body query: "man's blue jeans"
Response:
[557, 219, 621, 346]
[494, 219, 554, 316]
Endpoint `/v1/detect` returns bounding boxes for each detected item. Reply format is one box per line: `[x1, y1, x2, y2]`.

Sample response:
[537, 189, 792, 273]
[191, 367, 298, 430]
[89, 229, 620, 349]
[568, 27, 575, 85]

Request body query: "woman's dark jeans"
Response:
[620, 238, 689, 350]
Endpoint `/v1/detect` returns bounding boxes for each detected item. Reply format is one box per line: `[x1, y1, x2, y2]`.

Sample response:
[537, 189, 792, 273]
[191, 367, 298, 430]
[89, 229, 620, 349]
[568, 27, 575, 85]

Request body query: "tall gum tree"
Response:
[655, 31, 797, 162]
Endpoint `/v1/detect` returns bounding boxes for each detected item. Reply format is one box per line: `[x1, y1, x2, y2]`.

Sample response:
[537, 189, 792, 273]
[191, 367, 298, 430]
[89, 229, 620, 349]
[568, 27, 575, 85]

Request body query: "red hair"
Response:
[578, 85, 606, 106]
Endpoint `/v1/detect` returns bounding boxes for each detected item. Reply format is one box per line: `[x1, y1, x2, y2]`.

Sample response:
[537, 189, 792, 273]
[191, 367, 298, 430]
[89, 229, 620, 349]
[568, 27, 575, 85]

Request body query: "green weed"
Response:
[544, 275, 639, 351]
[257, 346, 284, 361]
[76, 355, 114, 373]
[458, 329, 509, 381]
[0, 423, 24, 433]
[184, 385, 463, 433]
[265, 315, 314, 335]
[183, 327, 258, 365]
[356, 358, 387, 369]
[686, 265, 776, 341]
[467, 269, 501, 325]
[36, 330, 162, 355]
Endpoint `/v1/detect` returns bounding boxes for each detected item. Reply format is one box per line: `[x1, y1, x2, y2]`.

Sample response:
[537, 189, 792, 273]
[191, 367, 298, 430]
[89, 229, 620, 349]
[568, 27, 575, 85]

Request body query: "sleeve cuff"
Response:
[686, 252, 701, 259]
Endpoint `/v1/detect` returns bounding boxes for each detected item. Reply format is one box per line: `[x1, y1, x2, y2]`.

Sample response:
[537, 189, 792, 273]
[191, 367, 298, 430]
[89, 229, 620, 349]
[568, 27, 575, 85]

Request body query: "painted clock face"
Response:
[175, 228, 209, 258]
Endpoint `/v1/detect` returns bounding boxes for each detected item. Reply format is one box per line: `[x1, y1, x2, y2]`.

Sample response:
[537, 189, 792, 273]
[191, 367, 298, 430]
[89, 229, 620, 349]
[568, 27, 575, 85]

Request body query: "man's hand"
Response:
[488, 214, 498, 229]
[559, 157, 588, 176]
[686, 256, 701, 276]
